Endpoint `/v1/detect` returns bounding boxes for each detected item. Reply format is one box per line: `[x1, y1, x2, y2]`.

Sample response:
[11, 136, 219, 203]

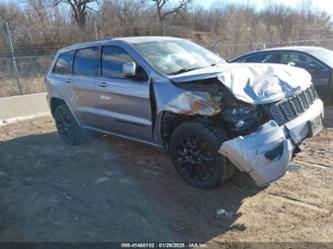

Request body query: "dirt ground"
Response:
[0, 107, 332, 246]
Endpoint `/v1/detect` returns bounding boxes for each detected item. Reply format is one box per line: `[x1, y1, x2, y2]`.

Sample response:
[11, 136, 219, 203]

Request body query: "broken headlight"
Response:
[222, 105, 262, 134]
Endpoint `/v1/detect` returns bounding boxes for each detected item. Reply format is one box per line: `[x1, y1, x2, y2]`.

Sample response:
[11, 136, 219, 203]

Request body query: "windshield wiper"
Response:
[169, 67, 202, 75]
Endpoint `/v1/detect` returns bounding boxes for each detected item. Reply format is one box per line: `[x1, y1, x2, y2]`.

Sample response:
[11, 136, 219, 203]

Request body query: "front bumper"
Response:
[219, 99, 324, 186]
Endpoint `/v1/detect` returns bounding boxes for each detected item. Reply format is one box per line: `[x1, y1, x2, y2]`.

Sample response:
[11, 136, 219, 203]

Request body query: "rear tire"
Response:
[169, 120, 234, 189]
[54, 104, 86, 145]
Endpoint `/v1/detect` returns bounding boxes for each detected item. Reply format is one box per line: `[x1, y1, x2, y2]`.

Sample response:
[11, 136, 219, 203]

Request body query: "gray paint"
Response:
[46, 36, 325, 186]
[220, 99, 324, 186]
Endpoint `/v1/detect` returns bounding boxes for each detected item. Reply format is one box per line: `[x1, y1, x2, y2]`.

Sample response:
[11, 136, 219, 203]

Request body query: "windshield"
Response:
[133, 39, 226, 75]
[307, 47, 333, 68]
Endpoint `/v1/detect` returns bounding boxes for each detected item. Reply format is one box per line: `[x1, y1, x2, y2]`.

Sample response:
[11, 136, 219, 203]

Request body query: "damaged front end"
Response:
[220, 120, 294, 186]
[163, 91, 222, 116]
[219, 84, 324, 186]
[220, 97, 324, 186]
[166, 64, 324, 186]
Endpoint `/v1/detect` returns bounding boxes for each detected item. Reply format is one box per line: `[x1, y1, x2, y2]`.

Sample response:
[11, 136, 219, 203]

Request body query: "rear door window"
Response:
[53, 51, 74, 74]
[73, 47, 99, 76]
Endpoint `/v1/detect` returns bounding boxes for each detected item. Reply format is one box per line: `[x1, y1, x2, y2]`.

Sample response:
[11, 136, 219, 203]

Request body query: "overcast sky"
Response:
[194, 0, 333, 16]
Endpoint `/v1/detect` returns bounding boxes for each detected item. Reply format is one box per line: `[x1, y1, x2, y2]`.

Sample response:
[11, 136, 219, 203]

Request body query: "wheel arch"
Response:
[50, 97, 66, 117]
[50, 97, 82, 127]
[160, 111, 193, 147]
[156, 110, 227, 151]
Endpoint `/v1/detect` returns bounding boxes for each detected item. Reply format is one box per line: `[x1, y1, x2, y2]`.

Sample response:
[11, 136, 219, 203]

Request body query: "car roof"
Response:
[114, 36, 182, 43]
[255, 46, 325, 53]
[57, 36, 183, 53]
[232, 46, 325, 60]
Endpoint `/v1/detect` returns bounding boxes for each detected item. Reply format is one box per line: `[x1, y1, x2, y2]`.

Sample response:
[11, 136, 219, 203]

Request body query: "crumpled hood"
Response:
[170, 63, 312, 104]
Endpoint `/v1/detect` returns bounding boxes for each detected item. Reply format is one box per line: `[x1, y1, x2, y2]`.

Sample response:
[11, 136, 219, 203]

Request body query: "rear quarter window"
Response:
[53, 51, 74, 74]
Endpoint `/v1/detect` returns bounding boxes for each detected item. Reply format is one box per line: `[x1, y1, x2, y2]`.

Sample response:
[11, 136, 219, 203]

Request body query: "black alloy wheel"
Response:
[175, 134, 217, 182]
[170, 121, 234, 189]
[54, 104, 85, 145]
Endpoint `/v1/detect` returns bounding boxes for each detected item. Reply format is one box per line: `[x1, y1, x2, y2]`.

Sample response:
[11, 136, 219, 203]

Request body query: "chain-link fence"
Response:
[0, 55, 54, 97]
[1, 20, 333, 97]
[0, 16, 58, 97]
[208, 39, 333, 59]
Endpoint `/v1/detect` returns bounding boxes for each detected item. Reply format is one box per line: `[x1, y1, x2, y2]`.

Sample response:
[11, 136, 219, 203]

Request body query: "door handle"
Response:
[98, 81, 108, 87]
[65, 79, 72, 84]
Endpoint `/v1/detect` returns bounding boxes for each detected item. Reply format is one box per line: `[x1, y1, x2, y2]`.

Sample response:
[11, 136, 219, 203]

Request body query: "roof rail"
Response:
[58, 37, 113, 52]
[76, 37, 113, 44]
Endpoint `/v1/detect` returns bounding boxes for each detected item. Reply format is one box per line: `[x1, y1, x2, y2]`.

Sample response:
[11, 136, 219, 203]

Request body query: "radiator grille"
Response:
[269, 85, 318, 125]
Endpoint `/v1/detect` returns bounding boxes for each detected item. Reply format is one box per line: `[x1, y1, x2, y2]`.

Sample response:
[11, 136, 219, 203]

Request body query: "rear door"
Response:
[70, 46, 101, 127]
[93, 45, 153, 142]
[280, 52, 330, 97]
[50, 50, 78, 112]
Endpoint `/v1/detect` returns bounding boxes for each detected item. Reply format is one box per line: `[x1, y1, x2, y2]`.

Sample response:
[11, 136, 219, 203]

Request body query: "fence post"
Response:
[4, 19, 23, 95]
[94, 19, 98, 40]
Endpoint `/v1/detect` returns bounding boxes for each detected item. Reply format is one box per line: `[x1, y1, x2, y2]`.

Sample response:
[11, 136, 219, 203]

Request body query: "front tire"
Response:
[54, 104, 86, 145]
[169, 120, 234, 189]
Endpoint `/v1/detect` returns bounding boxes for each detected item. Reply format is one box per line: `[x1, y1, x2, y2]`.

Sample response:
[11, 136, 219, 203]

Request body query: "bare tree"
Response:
[53, 0, 97, 28]
[0, 0, 332, 59]
[150, 0, 192, 34]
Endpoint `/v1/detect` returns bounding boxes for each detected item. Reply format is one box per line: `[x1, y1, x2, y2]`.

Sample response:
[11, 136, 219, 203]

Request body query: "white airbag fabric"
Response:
[217, 63, 312, 104]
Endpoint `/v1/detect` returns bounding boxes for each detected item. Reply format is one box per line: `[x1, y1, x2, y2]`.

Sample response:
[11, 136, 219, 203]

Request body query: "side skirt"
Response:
[82, 125, 164, 150]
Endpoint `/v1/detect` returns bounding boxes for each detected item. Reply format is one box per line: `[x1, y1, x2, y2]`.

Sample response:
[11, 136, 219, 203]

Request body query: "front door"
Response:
[93, 45, 153, 142]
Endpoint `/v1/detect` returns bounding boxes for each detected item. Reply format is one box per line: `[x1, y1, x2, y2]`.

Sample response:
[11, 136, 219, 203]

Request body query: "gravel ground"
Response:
[0, 107, 332, 245]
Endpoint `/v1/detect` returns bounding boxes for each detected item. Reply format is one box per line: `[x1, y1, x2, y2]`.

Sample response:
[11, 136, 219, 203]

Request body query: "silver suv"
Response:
[46, 36, 324, 189]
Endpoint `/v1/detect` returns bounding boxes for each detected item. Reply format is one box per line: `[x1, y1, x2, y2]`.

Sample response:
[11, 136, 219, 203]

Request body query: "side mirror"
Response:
[122, 61, 137, 78]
